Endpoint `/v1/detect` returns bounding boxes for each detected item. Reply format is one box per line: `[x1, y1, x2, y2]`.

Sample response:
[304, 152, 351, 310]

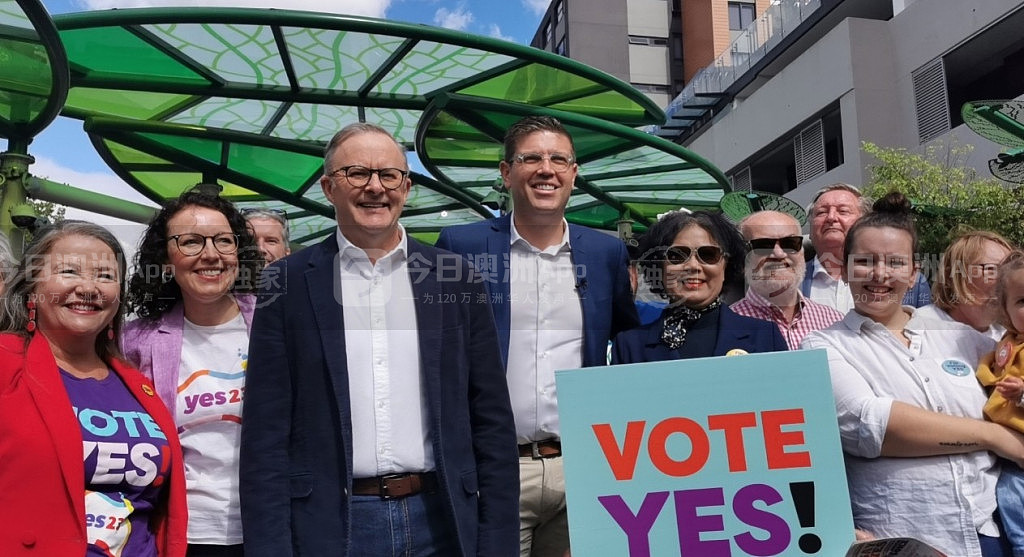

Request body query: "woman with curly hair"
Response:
[122, 189, 262, 557]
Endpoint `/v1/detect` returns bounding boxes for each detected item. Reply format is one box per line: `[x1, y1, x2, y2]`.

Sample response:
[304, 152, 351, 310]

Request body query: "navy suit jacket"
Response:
[610, 306, 788, 364]
[436, 214, 639, 368]
[239, 234, 519, 557]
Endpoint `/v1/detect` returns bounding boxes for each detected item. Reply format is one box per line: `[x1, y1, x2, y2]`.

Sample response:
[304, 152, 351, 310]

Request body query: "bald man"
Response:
[731, 211, 842, 350]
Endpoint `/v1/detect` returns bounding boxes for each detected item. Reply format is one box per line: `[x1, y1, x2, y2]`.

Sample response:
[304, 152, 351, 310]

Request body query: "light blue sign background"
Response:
[556, 349, 854, 556]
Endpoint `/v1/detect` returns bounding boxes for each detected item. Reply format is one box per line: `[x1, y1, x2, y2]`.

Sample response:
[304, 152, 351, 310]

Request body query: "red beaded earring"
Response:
[107, 325, 115, 341]
[26, 299, 36, 333]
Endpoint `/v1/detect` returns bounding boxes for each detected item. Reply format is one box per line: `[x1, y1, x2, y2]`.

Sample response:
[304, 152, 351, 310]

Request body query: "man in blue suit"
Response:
[240, 123, 519, 556]
[436, 115, 639, 557]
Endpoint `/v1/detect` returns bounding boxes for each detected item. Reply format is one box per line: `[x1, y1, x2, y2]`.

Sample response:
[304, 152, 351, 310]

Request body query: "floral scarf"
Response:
[660, 298, 722, 349]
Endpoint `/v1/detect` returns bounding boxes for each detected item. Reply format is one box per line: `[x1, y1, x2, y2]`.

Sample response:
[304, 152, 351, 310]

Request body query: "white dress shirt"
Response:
[802, 309, 999, 556]
[915, 303, 1007, 344]
[506, 217, 583, 443]
[806, 256, 855, 314]
[336, 227, 432, 477]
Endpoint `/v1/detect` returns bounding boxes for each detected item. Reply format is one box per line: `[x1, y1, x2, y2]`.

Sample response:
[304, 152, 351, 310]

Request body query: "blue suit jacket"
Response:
[239, 234, 519, 557]
[610, 306, 788, 364]
[436, 214, 639, 368]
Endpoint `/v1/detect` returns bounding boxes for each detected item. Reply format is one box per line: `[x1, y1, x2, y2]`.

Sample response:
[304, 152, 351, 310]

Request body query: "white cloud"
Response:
[75, 0, 392, 18]
[522, 0, 549, 16]
[28, 155, 155, 251]
[488, 23, 515, 43]
[433, 5, 473, 31]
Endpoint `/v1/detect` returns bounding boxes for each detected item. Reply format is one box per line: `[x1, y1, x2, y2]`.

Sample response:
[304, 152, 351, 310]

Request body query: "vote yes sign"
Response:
[556, 349, 854, 556]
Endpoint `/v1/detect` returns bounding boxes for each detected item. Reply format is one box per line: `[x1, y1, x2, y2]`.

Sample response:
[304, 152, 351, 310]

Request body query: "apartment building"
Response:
[658, 0, 1024, 206]
[530, 0, 770, 108]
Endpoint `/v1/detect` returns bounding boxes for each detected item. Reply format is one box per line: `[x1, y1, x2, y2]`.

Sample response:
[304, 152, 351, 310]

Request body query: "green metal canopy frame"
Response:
[1, 4, 733, 249]
[0, 0, 68, 252]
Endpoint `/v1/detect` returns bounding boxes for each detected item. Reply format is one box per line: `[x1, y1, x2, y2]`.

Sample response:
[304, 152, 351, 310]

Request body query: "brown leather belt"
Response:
[519, 439, 562, 459]
[351, 472, 437, 499]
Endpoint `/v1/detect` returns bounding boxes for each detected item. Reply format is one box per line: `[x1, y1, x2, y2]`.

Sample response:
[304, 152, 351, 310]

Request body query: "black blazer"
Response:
[239, 234, 519, 556]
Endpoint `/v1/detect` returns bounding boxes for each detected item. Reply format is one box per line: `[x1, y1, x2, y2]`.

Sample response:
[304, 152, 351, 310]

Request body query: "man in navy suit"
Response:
[240, 123, 519, 556]
[436, 115, 639, 557]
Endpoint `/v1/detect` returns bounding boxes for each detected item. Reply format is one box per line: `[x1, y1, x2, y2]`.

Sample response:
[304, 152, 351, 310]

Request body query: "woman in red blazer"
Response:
[0, 221, 186, 557]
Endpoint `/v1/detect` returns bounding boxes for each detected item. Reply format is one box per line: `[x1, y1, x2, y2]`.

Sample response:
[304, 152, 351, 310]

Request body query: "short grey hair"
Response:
[806, 183, 872, 216]
[323, 122, 408, 174]
[243, 208, 290, 243]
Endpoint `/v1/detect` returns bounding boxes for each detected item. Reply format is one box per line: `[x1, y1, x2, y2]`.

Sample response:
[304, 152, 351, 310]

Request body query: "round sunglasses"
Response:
[663, 245, 725, 265]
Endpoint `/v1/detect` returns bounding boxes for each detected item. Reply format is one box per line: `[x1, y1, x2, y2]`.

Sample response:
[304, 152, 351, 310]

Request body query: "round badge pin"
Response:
[996, 339, 1014, 368]
[941, 359, 971, 377]
[726, 349, 749, 357]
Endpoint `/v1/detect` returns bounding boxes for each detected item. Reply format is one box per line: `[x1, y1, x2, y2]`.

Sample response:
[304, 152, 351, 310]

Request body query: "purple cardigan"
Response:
[121, 295, 256, 416]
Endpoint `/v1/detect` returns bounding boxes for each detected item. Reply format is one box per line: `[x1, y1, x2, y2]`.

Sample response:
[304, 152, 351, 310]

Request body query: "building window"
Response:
[555, 38, 567, 56]
[546, 21, 554, 49]
[728, 2, 756, 31]
[556, 0, 564, 24]
[628, 35, 669, 46]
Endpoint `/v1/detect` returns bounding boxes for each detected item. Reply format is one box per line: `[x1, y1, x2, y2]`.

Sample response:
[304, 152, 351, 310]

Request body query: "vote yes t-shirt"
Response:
[61, 368, 170, 557]
[177, 312, 247, 544]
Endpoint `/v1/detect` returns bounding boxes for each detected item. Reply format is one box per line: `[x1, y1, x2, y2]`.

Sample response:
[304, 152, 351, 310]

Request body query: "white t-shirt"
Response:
[177, 312, 248, 544]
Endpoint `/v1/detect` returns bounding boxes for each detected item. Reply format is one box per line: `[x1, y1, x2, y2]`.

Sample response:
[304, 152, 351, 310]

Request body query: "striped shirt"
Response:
[731, 290, 843, 350]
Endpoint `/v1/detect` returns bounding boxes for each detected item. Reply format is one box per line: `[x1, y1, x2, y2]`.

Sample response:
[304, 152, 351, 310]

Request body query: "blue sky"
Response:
[9, 0, 548, 240]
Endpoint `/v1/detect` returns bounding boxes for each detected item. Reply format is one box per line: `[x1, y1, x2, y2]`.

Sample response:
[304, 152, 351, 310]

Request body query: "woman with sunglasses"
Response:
[611, 210, 786, 364]
[122, 189, 262, 557]
[802, 193, 1023, 556]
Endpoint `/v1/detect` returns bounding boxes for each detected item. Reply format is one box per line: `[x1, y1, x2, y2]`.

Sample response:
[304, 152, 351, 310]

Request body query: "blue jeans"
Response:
[998, 463, 1024, 557]
[350, 491, 457, 556]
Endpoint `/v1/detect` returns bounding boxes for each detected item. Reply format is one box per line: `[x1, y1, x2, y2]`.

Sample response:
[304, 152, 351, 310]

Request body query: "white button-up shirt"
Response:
[506, 218, 583, 443]
[915, 303, 1007, 344]
[802, 309, 999, 556]
[336, 227, 431, 477]
[806, 256, 855, 314]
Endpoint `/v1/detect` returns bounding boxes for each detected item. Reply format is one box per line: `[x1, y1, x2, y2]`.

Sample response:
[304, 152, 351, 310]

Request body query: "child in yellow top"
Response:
[977, 250, 1024, 555]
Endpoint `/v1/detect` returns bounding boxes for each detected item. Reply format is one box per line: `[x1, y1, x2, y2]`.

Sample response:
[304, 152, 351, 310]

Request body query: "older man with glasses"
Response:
[240, 122, 518, 557]
[241, 208, 291, 264]
[731, 210, 842, 350]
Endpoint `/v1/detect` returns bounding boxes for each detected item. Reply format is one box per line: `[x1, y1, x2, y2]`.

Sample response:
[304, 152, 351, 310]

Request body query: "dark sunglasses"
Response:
[748, 235, 804, 254]
[663, 245, 725, 266]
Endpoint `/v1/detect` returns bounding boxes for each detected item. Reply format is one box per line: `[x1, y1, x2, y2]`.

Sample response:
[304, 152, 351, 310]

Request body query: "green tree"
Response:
[860, 140, 1024, 263]
[30, 198, 66, 225]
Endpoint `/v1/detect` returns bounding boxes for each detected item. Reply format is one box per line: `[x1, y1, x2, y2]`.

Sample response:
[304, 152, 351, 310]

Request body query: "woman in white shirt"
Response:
[122, 189, 263, 557]
[802, 192, 1024, 557]
[916, 230, 1013, 343]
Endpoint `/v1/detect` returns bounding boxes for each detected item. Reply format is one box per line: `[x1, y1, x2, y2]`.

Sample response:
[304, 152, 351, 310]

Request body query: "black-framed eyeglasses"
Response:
[663, 245, 725, 266]
[748, 235, 804, 254]
[328, 165, 408, 190]
[240, 207, 287, 217]
[510, 152, 575, 172]
[168, 233, 239, 256]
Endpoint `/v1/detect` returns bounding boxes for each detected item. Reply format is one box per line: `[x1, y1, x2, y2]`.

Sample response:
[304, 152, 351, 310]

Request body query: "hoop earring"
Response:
[26, 299, 36, 333]
[161, 269, 174, 283]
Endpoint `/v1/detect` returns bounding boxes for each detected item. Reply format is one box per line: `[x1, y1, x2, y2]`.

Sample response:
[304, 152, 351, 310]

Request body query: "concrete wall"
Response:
[628, 0, 670, 36]
[567, 0, 630, 82]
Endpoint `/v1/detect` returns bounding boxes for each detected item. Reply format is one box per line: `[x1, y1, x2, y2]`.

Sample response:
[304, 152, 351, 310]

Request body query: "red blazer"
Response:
[0, 332, 187, 557]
